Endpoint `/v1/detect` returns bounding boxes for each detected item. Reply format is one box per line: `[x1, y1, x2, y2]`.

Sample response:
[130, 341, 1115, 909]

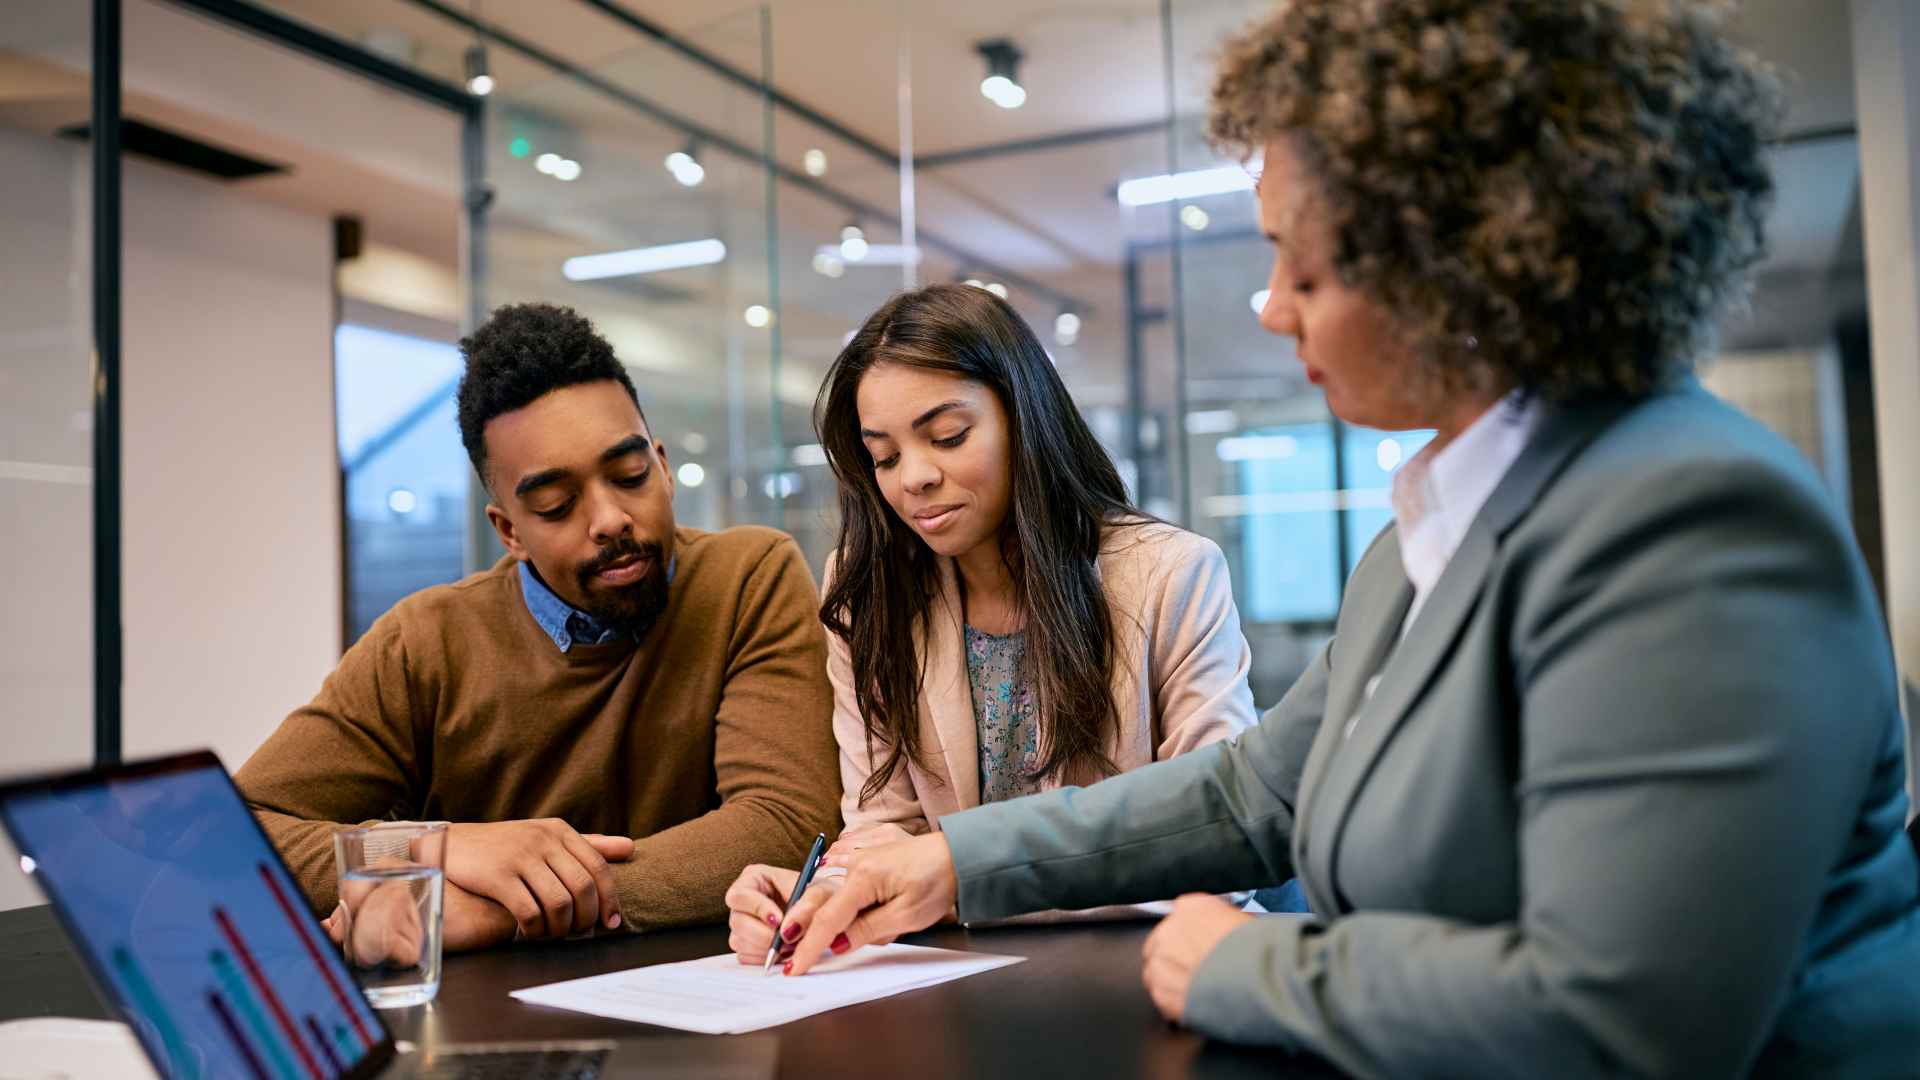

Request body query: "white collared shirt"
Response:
[1353, 391, 1542, 723]
[1392, 390, 1543, 629]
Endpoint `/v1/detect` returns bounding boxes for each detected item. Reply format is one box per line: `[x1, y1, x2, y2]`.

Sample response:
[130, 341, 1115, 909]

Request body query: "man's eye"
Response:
[536, 500, 573, 520]
[614, 472, 649, 489]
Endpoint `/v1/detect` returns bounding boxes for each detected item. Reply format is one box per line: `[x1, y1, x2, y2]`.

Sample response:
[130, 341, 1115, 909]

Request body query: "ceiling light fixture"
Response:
[814, 243, 919, 268]
[976, 39, 1027, 109]
[985, 282, 1008, 299]
[1249, 288, 1271, 316]
[1117, 165, 1256, 207]
[803, 148, 828, 176]
[562, 239, 727, 281]
[1180, 204, 1210, 231]
[665, 141, 706, 187]
[1054, 312, 1080, 346]
[464, 45, 493, 96]
[839, 222, 868, 261]
[743, 304, 773, 329]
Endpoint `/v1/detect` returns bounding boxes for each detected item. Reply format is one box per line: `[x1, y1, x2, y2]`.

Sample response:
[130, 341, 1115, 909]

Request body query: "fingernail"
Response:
[782, 921, 802, 942]
[607, 912, 621, 929]
[782, 960, 793, 976]
[831, 933, 850, 955]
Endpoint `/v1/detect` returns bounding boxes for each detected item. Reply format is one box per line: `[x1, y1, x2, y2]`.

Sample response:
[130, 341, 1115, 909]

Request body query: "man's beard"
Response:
[575, 538, 670, 638]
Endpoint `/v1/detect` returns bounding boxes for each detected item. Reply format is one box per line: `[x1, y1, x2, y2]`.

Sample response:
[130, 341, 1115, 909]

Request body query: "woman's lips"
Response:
[912, 505, 963, 533]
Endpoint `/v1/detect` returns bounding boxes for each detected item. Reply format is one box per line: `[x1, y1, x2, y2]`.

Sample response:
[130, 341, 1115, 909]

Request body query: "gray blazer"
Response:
[940, 382, 1920, 1078]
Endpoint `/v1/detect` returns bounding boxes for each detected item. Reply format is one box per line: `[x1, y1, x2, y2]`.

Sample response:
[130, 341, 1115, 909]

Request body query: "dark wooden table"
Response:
[0, 904, 1342, 1078]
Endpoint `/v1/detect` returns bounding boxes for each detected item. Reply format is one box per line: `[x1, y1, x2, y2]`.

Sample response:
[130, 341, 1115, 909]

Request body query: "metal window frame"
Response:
[86, 0, 486, 762]
[93, 0, 122, 765]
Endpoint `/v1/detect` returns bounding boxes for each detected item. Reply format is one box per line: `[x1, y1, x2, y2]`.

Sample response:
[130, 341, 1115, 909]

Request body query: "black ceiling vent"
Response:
[60, 118, 288, 180]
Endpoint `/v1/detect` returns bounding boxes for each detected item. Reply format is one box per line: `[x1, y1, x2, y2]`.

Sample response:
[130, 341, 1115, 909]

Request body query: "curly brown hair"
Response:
[1209, 0, 1783, 402]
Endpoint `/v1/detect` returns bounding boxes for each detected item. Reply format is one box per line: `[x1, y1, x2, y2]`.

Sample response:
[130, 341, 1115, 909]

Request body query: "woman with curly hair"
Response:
[777, 1, 1920, 1074]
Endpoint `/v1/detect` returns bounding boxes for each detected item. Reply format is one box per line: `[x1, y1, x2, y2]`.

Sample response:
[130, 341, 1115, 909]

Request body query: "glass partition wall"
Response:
[1, 0, 96, 906]
[481, 6, 784, 567]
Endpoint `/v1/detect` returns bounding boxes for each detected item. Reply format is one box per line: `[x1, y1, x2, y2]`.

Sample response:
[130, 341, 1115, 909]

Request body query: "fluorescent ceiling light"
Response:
[1117, 165, 1256, 207]
[813, 244, 922, 267]
[1217, 434, 1300, 462]
[563, 239, 727, 281]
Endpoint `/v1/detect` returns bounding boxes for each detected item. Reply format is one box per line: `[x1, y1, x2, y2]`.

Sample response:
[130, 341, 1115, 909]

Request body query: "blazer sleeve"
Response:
[1147, 532, 1258, 758]
[939, 637, 1329, 916]
[820, 554, 930, 837]
[1181, 458, 1894, 1079]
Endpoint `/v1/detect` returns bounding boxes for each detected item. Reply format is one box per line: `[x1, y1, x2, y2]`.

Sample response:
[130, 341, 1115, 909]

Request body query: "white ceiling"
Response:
[1, 0, 1870, 420]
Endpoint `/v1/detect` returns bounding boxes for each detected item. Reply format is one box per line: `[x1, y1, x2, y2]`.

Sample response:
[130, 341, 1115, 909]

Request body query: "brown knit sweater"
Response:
[235, 525, 841, 931]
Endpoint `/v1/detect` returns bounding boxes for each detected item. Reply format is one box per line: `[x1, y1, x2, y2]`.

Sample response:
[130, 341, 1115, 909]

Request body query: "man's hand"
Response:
[785, 832, 958, 976]
[443, 820, 633, 941]
[442, 880, 519, 952]
[1140, 893, 1253, 1024]
[323, 880, 517, 956]
[327, 879, 423, 969]
[825, 822, 915, 861]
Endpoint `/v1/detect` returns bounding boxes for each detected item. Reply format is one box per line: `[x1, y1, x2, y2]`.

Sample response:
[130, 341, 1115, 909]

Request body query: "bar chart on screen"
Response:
[0, 763, 388, 1080]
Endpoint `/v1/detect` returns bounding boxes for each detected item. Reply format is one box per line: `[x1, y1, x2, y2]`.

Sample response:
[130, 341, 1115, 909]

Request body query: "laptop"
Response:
[0, 750, 774, 1080]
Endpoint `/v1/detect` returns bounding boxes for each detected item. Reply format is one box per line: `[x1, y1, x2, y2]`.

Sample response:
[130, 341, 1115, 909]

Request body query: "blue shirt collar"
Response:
[520, 558, 673, 652]
[519, 560, 614, 652]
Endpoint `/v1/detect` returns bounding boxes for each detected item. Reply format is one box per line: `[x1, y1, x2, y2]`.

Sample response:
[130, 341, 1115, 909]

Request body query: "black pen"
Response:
[764, 832, 829, 975]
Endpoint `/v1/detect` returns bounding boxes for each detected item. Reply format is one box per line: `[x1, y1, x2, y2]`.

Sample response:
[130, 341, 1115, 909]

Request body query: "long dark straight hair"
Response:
[817, 284, 1145, 805]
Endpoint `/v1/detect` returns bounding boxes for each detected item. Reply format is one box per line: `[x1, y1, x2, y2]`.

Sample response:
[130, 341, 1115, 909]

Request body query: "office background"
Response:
[4, 0, 1918, 913]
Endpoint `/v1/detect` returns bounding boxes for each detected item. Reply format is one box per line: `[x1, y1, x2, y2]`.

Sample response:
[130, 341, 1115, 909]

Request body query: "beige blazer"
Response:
[827, 521, 1257, 835]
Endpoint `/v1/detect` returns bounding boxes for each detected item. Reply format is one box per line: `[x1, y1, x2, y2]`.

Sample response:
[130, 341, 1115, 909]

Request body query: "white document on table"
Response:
[509, 943, 1025, 1034]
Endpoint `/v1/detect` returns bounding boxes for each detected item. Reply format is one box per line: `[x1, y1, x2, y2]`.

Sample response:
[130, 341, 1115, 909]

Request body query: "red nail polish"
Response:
[830, 933, 850, 955]
[767, 913, 779, 927]
[782, 960, 793, 976]
[782, 921, 802, 942]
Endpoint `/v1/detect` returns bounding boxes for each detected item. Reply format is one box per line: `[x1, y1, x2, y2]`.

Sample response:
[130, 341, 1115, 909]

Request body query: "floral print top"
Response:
[965, 624, 1045, 803]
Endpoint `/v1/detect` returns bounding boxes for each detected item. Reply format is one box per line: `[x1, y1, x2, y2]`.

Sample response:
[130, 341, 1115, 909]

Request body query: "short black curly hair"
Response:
[1209, 0, 1782, 403]
[456, 302, 645, 490]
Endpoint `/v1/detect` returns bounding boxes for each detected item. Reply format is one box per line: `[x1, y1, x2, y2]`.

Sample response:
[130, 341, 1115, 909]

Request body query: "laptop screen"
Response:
[1, 754, 391, 1080]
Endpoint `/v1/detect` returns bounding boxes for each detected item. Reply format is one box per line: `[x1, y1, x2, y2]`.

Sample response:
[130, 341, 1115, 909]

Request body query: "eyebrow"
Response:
[600, 434, 652, 464]
[860, 400, 970, 440]
[513, 434, 652, 499]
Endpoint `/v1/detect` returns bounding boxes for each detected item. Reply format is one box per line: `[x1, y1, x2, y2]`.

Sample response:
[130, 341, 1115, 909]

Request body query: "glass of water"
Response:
[332, 821, 447, 1008]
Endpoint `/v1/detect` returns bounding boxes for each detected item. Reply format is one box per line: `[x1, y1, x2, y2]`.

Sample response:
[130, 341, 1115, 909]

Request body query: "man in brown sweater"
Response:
[237, 302, 840, 952]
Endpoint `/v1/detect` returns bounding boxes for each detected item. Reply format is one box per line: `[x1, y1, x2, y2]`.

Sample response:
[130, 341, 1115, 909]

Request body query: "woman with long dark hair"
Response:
[770, 2, 1919, 1074]
[723, 283, 1258, 954]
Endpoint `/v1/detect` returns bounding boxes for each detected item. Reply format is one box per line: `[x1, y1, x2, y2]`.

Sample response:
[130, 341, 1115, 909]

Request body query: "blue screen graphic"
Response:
[2, 764, 386, 1079]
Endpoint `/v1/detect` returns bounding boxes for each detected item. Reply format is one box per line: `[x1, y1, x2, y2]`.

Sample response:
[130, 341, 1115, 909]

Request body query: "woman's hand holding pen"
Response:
[785, 832, 959, 976]
[723, 863, 849, 966]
